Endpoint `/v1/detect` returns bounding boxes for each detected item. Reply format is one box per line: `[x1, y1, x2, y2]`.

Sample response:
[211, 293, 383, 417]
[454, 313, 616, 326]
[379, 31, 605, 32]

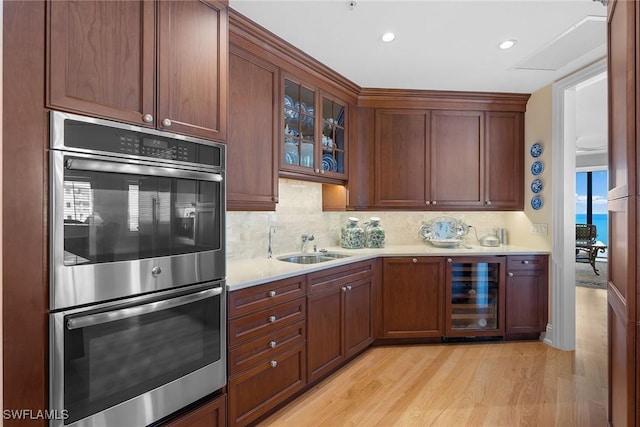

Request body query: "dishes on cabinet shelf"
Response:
[322, 154, 337, 172]
[284, 142, 298, 165]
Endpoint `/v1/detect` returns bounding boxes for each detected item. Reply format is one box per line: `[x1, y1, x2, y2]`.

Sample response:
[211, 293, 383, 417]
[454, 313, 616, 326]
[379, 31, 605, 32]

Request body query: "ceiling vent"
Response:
[515, 16, 606, 71]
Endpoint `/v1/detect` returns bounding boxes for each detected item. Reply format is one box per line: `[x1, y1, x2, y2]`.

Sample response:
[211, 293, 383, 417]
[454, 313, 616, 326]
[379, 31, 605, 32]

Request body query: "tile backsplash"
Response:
[226, 179, 549, 261]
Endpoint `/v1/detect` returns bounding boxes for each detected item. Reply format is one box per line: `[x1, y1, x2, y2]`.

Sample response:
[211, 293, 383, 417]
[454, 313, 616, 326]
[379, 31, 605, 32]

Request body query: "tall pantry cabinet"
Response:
[606, 0, 639, 426]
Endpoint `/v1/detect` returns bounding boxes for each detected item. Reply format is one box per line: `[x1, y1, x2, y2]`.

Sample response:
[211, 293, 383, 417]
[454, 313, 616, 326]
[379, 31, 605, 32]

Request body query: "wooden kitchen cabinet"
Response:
[380, 257, 445, 338]
[430, 111, 484, 208]
[281, 73, 349, 182]
[368, 106, 524, 211]
[227, 275, 307, 426]
[505, 255, 549, 339]
[227, 45, 279, 210]
[484, 112, 524, 209]
[162, 393, 227, 427]
[306, 261, 374, 384]
[48, 0, 228, 142]
[374, 109, 431, 207]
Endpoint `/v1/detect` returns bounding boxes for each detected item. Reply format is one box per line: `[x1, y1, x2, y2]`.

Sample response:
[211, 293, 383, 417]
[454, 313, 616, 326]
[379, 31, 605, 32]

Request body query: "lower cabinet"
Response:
[228, 344, 306, 426]
[505, 255, 549, 339]
[227, 275, 307, 427]
[306, 260, 374, 383]
[162, 393, 227, 427]
[380, 257, 445, 338]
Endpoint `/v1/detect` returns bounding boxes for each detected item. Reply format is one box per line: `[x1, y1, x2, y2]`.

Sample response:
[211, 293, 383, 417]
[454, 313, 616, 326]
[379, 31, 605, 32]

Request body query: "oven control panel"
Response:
[60, 117, 221, 168]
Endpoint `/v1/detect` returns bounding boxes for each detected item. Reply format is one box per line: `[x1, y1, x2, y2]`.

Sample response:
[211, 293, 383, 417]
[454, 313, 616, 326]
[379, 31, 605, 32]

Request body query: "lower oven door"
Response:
[50, 282, 226, 427]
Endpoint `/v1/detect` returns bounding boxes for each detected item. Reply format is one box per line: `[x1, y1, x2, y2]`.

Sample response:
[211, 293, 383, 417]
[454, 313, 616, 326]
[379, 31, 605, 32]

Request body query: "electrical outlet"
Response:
[531, 223, 548, 235]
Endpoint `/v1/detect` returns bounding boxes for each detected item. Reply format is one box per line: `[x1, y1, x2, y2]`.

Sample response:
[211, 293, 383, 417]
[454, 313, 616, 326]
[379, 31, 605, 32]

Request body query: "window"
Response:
[575, 170, 608, 246]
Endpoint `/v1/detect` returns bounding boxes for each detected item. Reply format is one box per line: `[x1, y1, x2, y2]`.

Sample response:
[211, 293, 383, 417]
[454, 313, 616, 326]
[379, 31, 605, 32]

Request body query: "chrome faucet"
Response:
[301, 233, 315, 253]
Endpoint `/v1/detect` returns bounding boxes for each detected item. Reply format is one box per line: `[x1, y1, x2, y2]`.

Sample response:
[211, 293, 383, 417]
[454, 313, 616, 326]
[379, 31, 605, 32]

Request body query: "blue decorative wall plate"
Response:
[531, 161, 544, 176]
[530, 178, 543, 194]
[531, 196, 543, 210]
[530, 142, 543, 158]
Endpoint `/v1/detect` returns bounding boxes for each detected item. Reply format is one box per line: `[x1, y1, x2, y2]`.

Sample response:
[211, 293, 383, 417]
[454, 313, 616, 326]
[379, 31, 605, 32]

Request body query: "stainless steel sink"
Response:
[276, 252, 352, 264]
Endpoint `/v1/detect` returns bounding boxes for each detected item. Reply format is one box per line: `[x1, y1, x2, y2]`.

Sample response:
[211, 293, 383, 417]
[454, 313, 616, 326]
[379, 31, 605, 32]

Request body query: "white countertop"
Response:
[226, 244, 549, 291]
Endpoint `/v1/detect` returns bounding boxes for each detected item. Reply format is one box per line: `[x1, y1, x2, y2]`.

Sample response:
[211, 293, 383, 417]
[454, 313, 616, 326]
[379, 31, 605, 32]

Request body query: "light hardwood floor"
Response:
[258, 287, 607, 426]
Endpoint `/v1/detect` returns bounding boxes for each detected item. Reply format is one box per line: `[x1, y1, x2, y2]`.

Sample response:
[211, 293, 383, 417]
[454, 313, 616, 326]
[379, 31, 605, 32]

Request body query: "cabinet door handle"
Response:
[142, 113, 153, 123]
[347, 285, 352, 291]
[341, 286, 347, 292]
[425, 201, 431, 205]
[447, 258, 452, 263]
[486, 200, 492, 205]
[432, 201, 437, 205]
[268, 315, 276, 323]
[268, 290, 276, 297]
[522, 260, 529, 264]
[412, 258, 418, 263]
[269, 340, 277, 348]
[161, 118, 172, 127]
[270, 360, 277, 368]
[508, 272, 514, 277]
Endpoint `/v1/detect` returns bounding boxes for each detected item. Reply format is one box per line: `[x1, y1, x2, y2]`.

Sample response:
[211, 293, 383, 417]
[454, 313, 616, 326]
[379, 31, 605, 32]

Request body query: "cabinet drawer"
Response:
[228, 298, 306, 347]
[162, 393, 226, 427]
[229, 275, 306, 319]
[228, 344, 306, 427]
[507, 255, 548, 271]
[307, 260, 374, 294]
[229, 320, 305, 376]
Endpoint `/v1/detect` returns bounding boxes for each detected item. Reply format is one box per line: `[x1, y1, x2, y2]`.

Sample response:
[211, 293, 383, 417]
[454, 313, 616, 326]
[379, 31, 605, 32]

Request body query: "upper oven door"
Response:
[51, 151, 226, 310]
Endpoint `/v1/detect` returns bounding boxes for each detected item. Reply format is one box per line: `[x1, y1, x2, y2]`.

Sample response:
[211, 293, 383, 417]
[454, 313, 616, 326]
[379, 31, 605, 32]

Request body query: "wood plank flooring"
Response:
[258, 287, 607, 426]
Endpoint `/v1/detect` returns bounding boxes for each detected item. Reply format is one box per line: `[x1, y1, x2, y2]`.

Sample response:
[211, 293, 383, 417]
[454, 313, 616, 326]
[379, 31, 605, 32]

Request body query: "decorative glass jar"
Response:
[365, 217, 385, 248]
[341, 217, 364, 249]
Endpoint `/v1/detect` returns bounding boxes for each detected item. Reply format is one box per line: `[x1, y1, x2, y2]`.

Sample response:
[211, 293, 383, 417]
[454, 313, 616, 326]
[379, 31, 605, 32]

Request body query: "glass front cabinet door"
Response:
[445, 256, 506, 337]
[282, 75, 347, 180]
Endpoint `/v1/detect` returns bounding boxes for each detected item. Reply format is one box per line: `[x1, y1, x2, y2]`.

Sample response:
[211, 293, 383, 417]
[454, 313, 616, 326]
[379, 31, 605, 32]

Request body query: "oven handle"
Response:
[65, 157, 223, 182]
[66, 287, 223, 330]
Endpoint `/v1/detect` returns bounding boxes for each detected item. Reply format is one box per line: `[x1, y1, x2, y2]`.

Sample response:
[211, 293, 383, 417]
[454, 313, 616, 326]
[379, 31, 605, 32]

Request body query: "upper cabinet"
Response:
[47, 0, 228, 142]
[350, 90, 529, 211]
[282, 73, 349, 182]
[484, 112, 524, 209]
[227, 45, 279, 211]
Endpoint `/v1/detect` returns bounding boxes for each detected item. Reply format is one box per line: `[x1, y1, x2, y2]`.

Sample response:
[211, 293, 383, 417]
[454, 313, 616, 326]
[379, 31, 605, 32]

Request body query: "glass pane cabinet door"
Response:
[321, 96, 346, 174]
[447, 258, 504, 336]
[284, 79, 316, 169]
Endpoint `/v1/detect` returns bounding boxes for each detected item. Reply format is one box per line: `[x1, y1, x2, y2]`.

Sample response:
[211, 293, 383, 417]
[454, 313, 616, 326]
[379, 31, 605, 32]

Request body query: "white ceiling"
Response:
[230, 0, 609, 162]
[229, 0, 608, 94]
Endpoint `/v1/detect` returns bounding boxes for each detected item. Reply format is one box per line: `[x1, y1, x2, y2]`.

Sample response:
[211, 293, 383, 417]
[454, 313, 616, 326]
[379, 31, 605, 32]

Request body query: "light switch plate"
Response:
[531, 223, 548, 235]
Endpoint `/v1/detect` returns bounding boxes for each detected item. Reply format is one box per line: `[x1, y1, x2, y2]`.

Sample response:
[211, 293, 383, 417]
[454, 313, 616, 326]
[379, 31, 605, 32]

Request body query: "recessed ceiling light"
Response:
[499, 40, 517, 50]
[381, 32, 396, 43]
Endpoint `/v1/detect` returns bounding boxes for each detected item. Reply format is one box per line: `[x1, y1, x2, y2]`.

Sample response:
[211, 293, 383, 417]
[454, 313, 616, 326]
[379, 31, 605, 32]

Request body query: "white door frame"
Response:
[548, 58, 606, 350]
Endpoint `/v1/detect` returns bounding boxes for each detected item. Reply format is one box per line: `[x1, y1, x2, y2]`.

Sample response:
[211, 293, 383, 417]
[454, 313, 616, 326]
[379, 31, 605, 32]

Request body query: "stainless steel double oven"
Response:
[49, 112, 226, 426]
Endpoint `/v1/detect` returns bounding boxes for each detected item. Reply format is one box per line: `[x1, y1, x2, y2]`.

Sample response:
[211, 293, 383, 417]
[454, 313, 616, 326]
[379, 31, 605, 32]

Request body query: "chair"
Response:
[575, 223, 606, 275]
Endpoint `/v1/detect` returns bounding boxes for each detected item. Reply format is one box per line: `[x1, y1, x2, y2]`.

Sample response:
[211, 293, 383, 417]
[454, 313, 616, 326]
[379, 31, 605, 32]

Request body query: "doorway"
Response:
[549, 58, 607, 350]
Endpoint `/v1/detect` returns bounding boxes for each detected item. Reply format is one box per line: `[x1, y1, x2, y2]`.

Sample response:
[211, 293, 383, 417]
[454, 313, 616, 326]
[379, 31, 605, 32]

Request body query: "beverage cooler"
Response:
[445, 257, 506, 338]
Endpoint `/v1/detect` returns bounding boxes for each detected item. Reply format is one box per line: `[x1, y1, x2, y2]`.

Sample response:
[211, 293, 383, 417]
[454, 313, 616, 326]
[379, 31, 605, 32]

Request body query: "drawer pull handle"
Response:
[268, 290, 277, 297]
[447, 258, 452, 263]
[270, 360, 277, 368]
[508, 272, 514, 277]
[268, 315, 276, 323]
[412, 258, 417, 263]
[269, 340, 277, 348]
[347, 285, 352, 291]
[341, 286, 347, 292]
[523, 260, 529, 264]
